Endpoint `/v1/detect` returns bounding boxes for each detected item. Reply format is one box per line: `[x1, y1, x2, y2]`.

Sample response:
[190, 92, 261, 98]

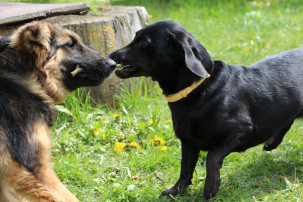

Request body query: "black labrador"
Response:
[109, 20, 303, 200]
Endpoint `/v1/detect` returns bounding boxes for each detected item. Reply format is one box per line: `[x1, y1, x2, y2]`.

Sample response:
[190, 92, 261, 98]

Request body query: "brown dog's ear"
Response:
[10, 21, 53, 68]
[173, 35, 210, 78]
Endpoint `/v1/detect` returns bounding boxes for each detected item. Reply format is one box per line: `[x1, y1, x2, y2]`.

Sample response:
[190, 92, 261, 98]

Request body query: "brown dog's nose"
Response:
[108, 59, 117, 69]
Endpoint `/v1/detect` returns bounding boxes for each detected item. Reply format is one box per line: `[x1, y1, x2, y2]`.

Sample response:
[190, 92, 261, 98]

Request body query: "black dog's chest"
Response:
[172, 106, 227, 151]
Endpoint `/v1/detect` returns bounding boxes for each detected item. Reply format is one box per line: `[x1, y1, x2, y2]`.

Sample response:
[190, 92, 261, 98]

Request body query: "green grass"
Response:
[3, 0, 303, 200]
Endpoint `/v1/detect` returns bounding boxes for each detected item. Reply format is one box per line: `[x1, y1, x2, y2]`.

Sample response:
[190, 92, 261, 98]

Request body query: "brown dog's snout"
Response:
[107, 59, 117, 69]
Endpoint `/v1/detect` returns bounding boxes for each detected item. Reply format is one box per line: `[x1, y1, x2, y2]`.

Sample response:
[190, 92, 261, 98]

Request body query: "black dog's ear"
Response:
[0, 36, 10, 52]
[174, 36, 210, 78]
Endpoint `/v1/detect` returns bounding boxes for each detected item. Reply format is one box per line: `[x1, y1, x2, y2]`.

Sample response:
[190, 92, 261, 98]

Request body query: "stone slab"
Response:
[0, 2, 89, 25]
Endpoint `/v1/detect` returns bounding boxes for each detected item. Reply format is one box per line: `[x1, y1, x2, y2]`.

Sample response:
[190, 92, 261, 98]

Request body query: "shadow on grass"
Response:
[218, 147, 303, 201]
[162, 146, 303, 201]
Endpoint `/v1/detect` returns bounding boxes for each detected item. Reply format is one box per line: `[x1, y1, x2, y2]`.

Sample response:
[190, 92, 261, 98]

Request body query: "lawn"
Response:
[4, 0, 303, 201]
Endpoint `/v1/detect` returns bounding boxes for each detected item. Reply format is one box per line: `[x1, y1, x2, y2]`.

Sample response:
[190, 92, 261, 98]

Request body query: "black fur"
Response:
[0, 36, 9, 52]
[0, 58, 53, 172]
[109, 20, 303, 200]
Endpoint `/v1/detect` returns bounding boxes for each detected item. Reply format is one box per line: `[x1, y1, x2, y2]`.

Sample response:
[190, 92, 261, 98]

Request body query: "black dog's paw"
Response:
[203, 187, 219, 201]
[263, 143, 277, 151]
[263, 138, 281, 151]
[203, 178, 220, 200]
[160, 187, 187, 198]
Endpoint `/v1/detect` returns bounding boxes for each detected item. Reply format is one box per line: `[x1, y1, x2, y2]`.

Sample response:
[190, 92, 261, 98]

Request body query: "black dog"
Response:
[109, 20, 303, 200]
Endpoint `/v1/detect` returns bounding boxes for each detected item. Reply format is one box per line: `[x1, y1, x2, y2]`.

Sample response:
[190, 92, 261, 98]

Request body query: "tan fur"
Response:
[10, 21, 53, 68]
[9, 21, 77, 103]
[42, 49, 71, 103]
[0, 21, 81, 201]
[0, 123, 78, 202]
[0, 186, 26, 202]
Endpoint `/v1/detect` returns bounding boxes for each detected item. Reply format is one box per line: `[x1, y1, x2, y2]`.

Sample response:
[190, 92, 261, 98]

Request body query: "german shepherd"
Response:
[0, 21, 116, 201]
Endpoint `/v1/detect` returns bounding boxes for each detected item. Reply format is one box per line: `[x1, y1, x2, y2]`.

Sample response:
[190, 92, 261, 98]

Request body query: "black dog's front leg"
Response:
[203, 132, 248, 200]
[203, 150, 224, 200]
[161, 141, 200, 197]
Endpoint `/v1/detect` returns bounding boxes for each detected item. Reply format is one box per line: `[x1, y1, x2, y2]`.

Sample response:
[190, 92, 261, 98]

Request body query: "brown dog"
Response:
[0, 21, 116, 201]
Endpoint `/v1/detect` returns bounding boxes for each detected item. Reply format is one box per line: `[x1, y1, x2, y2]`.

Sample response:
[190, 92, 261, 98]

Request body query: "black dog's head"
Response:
[8, 21, 116, 102]
[109, 20, 213, 92]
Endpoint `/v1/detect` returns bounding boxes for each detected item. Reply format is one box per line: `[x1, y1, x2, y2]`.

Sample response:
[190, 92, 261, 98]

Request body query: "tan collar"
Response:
[164, 75, 210, 102]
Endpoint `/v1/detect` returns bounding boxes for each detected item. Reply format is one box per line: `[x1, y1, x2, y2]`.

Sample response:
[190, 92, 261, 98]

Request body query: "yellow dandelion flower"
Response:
[265, 45, 271, 50]
[166, 119, 173, 123]
[150, 139, 154, 145]
[149, 119, 153, 124]
[128, 141, 138, 148]
[93, 129, 101, 135]
[148, 14, 153, 19]
[102, 133, 106, 139]
[114, 142, 126, 154]
[160, 146, 168, 151]
[245, 47, 251, 52]
[155, 136, 165, 145]
[102, 120, 106, 124]
[113, 114, 122, 118]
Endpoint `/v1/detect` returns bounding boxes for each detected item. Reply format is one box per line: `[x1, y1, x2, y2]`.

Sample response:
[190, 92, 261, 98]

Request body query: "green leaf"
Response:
[55, 105, 74, 117]
[112, 183, 122, 188]
[127, 184, 135, 191]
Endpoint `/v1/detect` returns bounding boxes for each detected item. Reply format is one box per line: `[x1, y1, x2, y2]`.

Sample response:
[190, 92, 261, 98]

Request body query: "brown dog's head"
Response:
[9, 21, 116, 102]
[109, 20, 213, 92]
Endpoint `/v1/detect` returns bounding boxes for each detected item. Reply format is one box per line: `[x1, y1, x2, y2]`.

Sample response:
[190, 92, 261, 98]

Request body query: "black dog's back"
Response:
[191, 48, 303, 151]
[249, 47, 303, 69]
[244, 47, 303, 137]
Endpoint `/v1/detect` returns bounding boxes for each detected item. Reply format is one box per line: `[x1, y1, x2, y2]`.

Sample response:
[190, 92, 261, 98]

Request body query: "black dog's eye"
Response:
[137, 40, 148, 47]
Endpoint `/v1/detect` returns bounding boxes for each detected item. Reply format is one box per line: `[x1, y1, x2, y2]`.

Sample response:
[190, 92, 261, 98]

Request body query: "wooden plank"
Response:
[0, 2, 89, 25]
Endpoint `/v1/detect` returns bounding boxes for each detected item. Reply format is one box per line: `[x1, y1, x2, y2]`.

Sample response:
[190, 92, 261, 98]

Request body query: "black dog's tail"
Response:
[0, 36, 10, 52]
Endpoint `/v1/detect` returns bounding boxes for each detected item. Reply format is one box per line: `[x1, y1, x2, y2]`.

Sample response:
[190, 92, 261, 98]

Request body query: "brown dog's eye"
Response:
[138, 41, 148, 47]
[66, 41, 75, 47]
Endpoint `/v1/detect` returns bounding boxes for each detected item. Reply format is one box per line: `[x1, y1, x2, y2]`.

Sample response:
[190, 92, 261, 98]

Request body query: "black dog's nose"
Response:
[108, 60, 117, 69]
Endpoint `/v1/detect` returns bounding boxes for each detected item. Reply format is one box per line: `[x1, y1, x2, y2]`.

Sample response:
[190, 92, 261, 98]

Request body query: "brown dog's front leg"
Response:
[161, 141, 200, 197]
